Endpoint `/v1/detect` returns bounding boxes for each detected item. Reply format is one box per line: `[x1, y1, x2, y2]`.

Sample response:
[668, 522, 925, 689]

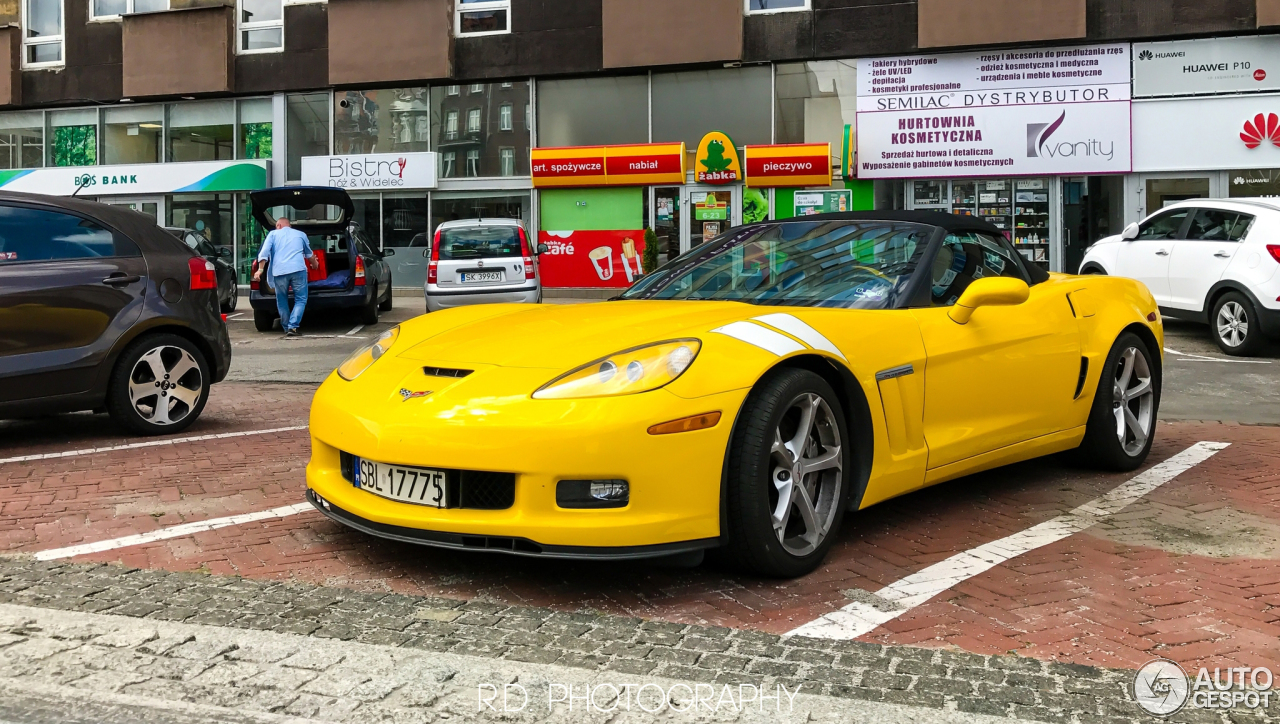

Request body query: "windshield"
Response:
[437, 226, 523, 260]
[620, 221, 931, 309]
[308, 233, 348, 254]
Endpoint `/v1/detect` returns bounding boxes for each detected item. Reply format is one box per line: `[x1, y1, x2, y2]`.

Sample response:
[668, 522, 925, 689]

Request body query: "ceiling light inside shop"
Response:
[127, 124, 139, 136]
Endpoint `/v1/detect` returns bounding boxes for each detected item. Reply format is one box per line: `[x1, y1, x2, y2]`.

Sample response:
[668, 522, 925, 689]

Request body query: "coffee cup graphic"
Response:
[589, 246, 614, 281]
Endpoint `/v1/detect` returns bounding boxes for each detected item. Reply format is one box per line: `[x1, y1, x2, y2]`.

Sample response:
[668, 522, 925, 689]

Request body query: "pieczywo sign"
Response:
[744, 143, 832, 187]
[532, 143, 685, 187]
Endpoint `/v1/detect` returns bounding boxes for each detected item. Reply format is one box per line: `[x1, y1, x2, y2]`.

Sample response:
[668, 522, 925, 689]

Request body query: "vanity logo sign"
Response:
[1240, 113, 1280, 149]
[1026, 111, 1116, 161]
[301, 152, 437, 189]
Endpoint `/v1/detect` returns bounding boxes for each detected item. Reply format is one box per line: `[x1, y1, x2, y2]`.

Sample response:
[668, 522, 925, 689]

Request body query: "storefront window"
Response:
[334, 88, 430, 155]
[237, 98, 272, 160]
[774, 61, 856, 166]
[103, 106, 161, 165]
[350, 194, 381, 248]
[1229, 169, 1280, 198]
[432, 81, 530, 178]
[286, 92, 329, 181]
[237, 192, 266, 283]
[0, 111, 44, 169]
[431, 192, 530, 233]
[905, 177, 1053, 269]
[536, 75, 649, 147]
[651, 66, 772, 148]
[49, 109, 96, 167]
[168, 194, 233, 259]
[167, 101, 234, 163]
[1146, 177, 1210, 212]
[383, 193, 430, 288]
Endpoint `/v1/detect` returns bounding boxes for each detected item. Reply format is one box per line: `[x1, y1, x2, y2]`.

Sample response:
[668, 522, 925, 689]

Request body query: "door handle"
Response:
[1214, 251, 1231, 259]
[1155, 249, 1170, 256]
[101, 274, 141, 285]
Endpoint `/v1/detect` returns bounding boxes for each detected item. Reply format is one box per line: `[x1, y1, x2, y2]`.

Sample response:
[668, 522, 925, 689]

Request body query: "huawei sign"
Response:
[1241, 113, 1280, 149]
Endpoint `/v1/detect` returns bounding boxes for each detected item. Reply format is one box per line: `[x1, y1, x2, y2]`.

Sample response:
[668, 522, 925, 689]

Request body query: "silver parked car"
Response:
[425, 218, 545, 312]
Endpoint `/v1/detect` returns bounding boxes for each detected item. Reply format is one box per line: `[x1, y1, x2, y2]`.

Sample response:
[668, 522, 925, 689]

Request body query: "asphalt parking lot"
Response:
[1, 297, 1278, 723]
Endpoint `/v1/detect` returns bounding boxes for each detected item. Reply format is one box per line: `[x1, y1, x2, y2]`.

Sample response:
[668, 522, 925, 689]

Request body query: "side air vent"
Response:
[1074, 357, 1089, 399]
[423, 366, 473, 378]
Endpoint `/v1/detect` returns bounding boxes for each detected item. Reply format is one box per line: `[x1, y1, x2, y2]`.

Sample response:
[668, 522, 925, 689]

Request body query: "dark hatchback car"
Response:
[0, 192, 232, 435]
[248, 187, 393, 332]
[166, 227, 238, 313]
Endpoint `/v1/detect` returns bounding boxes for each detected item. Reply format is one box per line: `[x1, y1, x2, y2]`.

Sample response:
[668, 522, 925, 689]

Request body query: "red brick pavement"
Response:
[3, 380, 1278, 673]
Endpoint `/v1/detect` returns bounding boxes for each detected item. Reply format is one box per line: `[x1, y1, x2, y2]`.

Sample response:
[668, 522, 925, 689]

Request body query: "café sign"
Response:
[531, 143, 685, 187]
[302, 152, 438, 189]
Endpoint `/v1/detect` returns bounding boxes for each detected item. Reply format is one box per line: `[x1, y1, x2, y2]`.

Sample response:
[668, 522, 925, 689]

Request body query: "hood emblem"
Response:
[399, 388, 433, 401]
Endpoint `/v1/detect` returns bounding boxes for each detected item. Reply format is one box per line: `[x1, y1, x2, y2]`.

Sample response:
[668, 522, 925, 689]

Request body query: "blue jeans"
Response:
[273, 270, 309, 331]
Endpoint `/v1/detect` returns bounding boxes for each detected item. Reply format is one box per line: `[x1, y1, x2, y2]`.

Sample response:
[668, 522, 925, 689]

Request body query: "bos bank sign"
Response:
[302, 151, 439, 190]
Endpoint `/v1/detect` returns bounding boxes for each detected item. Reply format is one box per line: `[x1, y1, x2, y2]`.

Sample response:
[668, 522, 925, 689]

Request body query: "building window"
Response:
[499, 103, 513, 132]
[465, 149, 480, 177]
[168, 100, 234, 163]
[49, 109, 97, 167]
[524, 102, 530, 130]
[499, 147, 514, 177]
[501, 82, 513, 89]
[238, 97, 273, 160]
[334, 88, 430, 154]
[447, 85, 460, 96]
[466, 108, 481, 134]
[652, 66, 773, 148]
[442, 151, 456, 178]
[22, 0, 63, 67]
[536, 75, 649, 147]
[469, 83, 484, 94]
[0, 112, 45, 169]
[103, 105, 162, 164]
[91, 0, 166, 20]
[745, 0, 808, 13]
[239, 0, 283, 53]
[455, 0, 509, 36]
[432, 81, 530, 178]
[286, 92, 330, 182]
[445, 110, 459, 140]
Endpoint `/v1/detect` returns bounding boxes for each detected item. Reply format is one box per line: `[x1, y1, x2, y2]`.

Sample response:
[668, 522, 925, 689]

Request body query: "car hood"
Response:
[396, 301, 767, 369]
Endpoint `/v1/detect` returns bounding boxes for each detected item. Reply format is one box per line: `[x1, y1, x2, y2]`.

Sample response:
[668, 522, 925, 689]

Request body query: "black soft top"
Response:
[782, 209, 1007, 236]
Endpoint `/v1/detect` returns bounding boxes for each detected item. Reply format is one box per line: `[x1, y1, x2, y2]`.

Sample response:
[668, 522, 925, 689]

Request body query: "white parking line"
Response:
[787, 441, 1229, 641]
[1164, 347, 1272, 364]
[0, 426, 308, 466]
[345, 325, 364, 336]
[225, 312, 243, 320]
[32, 502, 314, 561]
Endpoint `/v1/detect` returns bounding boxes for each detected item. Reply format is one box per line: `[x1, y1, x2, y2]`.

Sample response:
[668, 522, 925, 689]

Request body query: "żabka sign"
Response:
[744, 144, 832, 187]
[532, 143, 685, 187]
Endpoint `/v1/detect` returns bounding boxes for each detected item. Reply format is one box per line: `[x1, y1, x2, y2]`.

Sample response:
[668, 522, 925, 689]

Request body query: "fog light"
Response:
[556, 479, 629, 509]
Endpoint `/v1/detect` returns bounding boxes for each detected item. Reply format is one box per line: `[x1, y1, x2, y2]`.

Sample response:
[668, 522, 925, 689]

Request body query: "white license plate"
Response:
[354, 458, 448, 508]
[460, 271, 504, 283]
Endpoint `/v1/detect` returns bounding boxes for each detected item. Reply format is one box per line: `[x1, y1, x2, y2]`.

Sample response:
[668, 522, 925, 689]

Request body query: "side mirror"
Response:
[1122, 222, 1140, 241]
[536, 243, 549, 255]
[382, 248, 395, 257]
[218, 247, 232, 258]
[949, 277, 1030, 325]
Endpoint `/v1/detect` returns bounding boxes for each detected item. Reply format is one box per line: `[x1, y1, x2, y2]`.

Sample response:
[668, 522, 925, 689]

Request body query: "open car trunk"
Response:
[251, 187, 358, 294]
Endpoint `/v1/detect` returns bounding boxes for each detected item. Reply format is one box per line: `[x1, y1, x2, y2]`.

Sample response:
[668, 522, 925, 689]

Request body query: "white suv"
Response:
[1080, 198, 1280, 356]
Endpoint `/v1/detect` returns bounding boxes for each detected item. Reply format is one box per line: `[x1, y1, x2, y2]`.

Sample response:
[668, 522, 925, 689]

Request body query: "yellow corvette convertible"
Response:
[306, 211, 1161, 577]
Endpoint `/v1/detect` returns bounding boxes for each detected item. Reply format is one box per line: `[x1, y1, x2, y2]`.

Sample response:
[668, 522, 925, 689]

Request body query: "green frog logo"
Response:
[701, 140, 733, 174]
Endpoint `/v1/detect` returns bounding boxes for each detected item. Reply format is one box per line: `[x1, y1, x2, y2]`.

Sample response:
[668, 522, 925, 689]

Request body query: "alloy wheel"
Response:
[1216, 301, 1249, 348]
[127, 346, 204, 426]
[1112, 346, 1154, 457]
[768, 392, 843, 556]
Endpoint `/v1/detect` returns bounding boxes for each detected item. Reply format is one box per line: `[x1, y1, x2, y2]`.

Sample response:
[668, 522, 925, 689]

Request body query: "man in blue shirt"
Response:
[253, 218, 317, 337]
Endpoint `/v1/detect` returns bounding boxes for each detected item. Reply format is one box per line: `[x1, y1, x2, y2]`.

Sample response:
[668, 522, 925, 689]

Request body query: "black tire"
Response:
[378, 281, 393, 311]
[106, 333, 209, 436]
[253, 308, 275, 332]
[1076, 332, 1160, 471]
[361, 284, 381, 325]
[1080, 265, 1106, 275]
[220, 283, 238, 313]
[1210, 291, 1265, 357]
[722, 368, 852, 578]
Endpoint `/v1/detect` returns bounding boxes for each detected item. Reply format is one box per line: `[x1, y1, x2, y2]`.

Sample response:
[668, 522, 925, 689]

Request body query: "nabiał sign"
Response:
[695, 131, 741, 184]
[301, 151, 438, 190]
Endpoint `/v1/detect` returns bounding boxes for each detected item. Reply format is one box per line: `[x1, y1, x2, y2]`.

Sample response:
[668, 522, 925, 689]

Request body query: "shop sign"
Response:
[1133, 93, 1280, 171]
[1134, 36, 1280, 98]
[0, 160, 270, 196]
[301, 152, 438, 190]
[537, 230, 646, 288]
[532, 143, 685, 188]
[744, 143, 832, 187]
[794, 190, 851, 216]
[694, 132, 741, 184]
[856, 43, 1132, 179]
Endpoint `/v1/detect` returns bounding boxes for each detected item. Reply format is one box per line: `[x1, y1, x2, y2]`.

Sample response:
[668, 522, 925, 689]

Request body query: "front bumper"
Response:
[306, 364, 747, 553]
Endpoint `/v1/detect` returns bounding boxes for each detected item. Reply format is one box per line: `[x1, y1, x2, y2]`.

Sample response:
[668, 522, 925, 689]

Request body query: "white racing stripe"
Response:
[32, 502, 314, 561]
[752, 314, 847, 360]
[787, 441, 1229, 641]
[711, 321, 806, 357]
[0, 426, 308, 466]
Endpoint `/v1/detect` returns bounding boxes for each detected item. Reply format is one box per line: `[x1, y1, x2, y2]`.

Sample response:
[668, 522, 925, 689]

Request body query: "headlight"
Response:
[336, 326, 400, 381]
[533, 339, 701, 400]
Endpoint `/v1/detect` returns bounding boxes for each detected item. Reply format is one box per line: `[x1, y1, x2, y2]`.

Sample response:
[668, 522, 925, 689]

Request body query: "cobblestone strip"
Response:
[0, 558, 1270, 724]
